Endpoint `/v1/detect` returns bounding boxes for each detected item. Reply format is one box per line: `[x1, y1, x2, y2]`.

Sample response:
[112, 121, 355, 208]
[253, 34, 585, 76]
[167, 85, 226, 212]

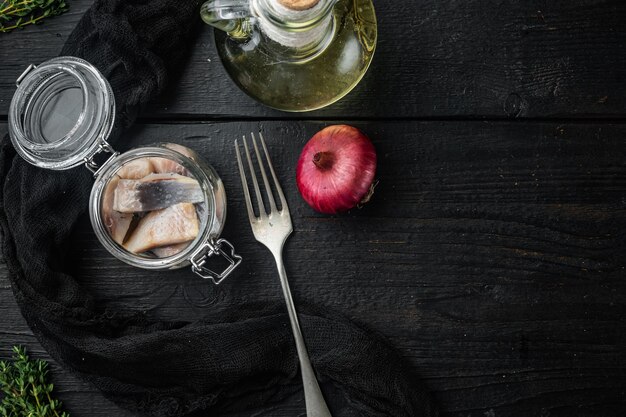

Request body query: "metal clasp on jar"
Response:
[191, 238, 242, 284]
[16, 64, 38, 87]
[84, 139, 120, 176]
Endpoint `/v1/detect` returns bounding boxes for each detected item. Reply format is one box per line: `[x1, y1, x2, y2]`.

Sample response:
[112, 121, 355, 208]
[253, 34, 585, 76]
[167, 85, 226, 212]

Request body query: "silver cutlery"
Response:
[235, 132, 332, 417]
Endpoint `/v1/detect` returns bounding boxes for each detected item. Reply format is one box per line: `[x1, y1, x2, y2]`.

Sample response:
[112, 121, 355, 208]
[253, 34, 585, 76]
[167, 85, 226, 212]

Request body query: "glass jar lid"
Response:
[8, 56, 115, 170]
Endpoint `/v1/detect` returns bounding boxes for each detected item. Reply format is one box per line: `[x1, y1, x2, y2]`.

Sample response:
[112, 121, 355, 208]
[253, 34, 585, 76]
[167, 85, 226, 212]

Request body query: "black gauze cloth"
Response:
[0, 0, 437, 416]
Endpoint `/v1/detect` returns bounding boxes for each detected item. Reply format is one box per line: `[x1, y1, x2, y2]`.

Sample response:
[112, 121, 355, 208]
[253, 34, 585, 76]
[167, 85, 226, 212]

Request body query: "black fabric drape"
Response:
[0, 0, 437, 416]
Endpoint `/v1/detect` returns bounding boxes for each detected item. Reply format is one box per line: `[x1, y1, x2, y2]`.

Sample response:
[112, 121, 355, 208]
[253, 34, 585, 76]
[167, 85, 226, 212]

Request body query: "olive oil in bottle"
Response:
[201, 0, 377, 112]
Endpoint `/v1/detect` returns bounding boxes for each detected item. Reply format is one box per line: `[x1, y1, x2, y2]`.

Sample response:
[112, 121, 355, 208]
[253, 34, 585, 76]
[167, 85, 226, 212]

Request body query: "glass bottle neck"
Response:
[253, 0, 336, 54]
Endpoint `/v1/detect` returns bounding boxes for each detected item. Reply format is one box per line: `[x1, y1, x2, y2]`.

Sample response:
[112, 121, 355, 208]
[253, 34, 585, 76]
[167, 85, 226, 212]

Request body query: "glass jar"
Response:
[8, 56, 241, 284]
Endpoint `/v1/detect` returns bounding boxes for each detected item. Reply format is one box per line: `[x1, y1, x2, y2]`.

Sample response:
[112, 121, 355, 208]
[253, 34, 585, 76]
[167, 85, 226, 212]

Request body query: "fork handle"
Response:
[274, 254, 333, 417]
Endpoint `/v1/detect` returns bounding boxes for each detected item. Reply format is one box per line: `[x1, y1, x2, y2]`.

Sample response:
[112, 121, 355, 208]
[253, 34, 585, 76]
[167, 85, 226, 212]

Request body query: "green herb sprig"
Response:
[0, 346, 69, 417]
[0, 0, 68, 33]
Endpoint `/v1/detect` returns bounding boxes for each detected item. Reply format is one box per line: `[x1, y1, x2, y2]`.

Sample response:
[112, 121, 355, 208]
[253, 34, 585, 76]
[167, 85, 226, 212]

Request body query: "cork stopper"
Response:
[277, 0, 321, 11]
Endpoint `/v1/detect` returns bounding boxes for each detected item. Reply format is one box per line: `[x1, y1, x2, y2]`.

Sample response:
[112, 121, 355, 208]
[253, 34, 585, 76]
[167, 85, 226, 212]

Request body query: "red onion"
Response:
[296, 125, 377, 214]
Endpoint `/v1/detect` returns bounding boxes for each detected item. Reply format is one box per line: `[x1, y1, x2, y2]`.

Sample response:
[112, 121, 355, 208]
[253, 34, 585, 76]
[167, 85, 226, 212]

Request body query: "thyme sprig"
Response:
[0, 0, 68, 33]
[0, 346, 69, 417]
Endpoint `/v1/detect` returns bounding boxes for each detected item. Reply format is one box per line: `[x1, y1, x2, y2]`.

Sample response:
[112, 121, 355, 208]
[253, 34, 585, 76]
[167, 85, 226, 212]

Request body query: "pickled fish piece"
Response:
[150, 157, 188, 176]
[124, 203, 199, 254]
[102, 176, 133, 245]
[164, 143, 197, 161]
[152, 242, 191, 258]
[113, 173, 204, 213]
[150, 143, 198, 175]
[117, 158, 153, 179]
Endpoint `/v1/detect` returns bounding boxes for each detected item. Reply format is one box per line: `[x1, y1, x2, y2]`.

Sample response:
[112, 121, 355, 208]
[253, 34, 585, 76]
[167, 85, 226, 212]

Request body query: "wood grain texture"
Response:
[2, 0, 626, 118]
[1, 121, 624, 416]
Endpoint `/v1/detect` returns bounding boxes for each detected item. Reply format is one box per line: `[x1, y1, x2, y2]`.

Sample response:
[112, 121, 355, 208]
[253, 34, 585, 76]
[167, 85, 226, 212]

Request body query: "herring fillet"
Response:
[124, 203, 200, 254]
[152, 242, 191, 258]
[102, 176, 133, 244]
[150, 157, 188, 176]
[151, 143, 197, 175]
[117, 158, 153, 179]
[164, 143, 197, 160]
[117, 153, 190, 179]
[113, 173, 204, 213]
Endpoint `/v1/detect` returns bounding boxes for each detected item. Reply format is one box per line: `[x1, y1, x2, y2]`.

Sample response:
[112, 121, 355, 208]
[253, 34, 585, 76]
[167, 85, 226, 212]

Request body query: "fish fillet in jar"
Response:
[102, 176, 133, 245]
[117, 158, 153, 179]
[150, 157, 188, 176]
[152, 242, 191, 258]
[113, 173, 204, 213]
[124, 203, 200, 254]
[150, 144, 198, 175]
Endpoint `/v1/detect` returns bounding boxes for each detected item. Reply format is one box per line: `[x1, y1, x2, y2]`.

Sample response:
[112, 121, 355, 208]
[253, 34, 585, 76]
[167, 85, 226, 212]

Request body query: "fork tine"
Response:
[258, 132, 289, 212]
[242, 134, 267, 217]
[251, 132, 278, 213]
[235, 139, 257, 221]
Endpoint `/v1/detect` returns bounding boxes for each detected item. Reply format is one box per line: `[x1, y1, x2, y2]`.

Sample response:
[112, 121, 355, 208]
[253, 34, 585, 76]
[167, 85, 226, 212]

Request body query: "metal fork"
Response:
[235, 133, 332, 417]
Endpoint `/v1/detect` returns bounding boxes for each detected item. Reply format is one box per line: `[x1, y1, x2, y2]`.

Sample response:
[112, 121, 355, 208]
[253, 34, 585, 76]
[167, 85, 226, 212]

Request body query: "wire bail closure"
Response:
[16, 64, 37, 87]
[191, 238, 242, 285]
[84, 140, 120, 176]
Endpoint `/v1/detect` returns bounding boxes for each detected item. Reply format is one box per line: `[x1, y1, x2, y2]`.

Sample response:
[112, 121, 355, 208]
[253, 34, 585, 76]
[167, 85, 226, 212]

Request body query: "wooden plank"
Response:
[2, 1, 626, 118]
[1, 120, 625, 416]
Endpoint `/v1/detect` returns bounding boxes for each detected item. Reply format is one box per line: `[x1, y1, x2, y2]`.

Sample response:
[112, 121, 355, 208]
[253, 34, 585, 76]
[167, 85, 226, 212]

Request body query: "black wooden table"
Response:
[1, 1, 625, 416]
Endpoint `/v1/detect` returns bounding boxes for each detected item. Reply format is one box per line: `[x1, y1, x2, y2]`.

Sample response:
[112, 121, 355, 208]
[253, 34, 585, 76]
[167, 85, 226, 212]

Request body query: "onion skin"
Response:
[296, 125, 377, 214]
